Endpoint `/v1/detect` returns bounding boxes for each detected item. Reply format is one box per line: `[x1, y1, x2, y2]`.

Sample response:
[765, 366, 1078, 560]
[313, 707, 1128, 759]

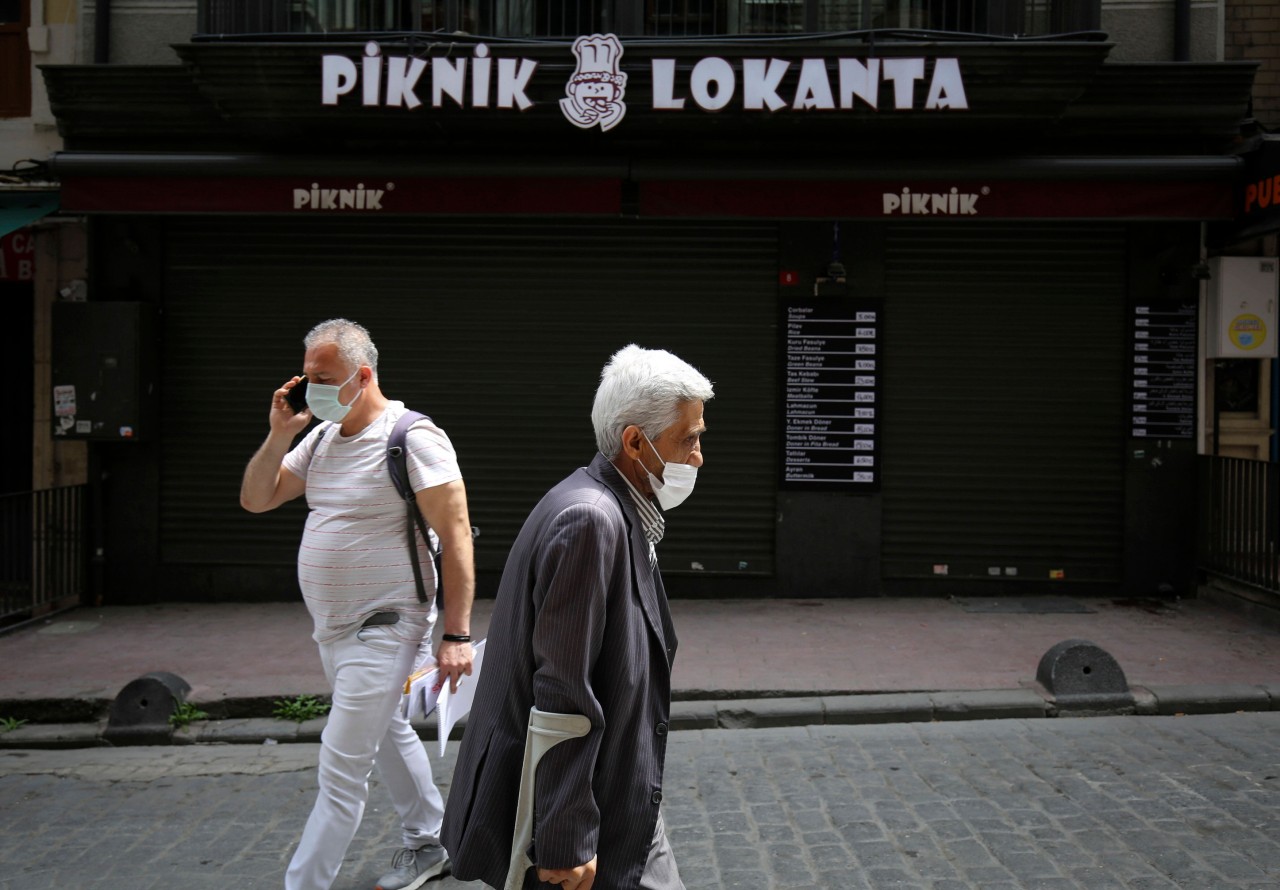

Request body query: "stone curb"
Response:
[672, 688, 1051, 731]
[1139, 683, 1277, 716]
[2, 684, 1276, 749]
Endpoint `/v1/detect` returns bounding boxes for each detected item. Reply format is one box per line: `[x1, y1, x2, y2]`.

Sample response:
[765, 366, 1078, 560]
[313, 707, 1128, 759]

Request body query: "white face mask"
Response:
[638, 432, 698, 511]
[305, 366, 363, 423]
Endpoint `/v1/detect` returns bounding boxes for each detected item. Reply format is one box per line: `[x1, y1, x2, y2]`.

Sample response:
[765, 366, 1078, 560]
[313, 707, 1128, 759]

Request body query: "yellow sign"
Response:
[1229, 313, 1267, 351]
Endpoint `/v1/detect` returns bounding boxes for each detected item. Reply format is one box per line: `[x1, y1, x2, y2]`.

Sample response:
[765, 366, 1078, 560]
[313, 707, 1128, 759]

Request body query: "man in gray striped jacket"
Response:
[442, 344, 712, 890]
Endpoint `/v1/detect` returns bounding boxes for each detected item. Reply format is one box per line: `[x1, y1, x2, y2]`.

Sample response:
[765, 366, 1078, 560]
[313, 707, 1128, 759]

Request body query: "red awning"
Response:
[51, 152, 1240, 221]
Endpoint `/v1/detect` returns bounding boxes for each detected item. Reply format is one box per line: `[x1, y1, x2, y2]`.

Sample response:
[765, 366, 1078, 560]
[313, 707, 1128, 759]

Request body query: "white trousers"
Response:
[285, 625, 444, 890]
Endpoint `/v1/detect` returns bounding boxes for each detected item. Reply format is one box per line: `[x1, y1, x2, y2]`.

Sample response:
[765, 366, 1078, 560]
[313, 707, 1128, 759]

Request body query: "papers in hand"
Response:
[401, 638, 486, 757]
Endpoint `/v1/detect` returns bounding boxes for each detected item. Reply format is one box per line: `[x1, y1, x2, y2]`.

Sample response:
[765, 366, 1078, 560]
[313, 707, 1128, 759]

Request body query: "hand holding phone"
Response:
[285, 376, 309, 414]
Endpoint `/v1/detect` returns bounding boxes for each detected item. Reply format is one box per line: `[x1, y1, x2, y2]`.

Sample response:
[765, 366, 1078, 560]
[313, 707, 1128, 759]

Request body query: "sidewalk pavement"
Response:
[3, 593, 1280, 748]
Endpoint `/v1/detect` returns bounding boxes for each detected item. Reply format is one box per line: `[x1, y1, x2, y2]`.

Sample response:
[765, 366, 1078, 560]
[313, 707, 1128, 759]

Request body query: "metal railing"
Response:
[0, 487, 86, 627]
[197, 0, 1101, 38]
[1199, 456, 1280, 593]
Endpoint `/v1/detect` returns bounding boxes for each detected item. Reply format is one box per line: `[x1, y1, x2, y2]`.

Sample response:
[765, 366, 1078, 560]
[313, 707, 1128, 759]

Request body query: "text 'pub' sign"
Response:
[782, 299, 882, 489]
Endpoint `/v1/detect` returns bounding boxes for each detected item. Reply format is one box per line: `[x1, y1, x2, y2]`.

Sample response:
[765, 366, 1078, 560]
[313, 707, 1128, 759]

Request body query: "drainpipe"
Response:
[94, 0, 111, 64]
[1174, 0, 1191, 61]
[1272, 359, 1278, 463]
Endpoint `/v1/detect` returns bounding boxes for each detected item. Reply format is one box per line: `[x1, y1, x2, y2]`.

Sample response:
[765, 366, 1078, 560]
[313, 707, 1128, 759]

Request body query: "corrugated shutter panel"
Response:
[159, 217, 778, 587]
[880, 223, 1127, 585]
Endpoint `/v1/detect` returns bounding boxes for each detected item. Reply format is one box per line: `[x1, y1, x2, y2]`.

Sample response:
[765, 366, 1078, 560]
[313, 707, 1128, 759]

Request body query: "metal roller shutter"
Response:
[158, 217, 778, 592]
[880, 222, 1127, 586]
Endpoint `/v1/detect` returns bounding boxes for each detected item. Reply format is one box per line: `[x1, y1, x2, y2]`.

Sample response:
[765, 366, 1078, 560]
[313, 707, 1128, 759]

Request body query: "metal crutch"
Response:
[502, 706, 592, 890]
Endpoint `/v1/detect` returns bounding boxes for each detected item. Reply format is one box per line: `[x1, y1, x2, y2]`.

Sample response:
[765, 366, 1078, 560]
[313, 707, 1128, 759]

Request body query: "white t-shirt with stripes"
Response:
[282, 401, 462, 644]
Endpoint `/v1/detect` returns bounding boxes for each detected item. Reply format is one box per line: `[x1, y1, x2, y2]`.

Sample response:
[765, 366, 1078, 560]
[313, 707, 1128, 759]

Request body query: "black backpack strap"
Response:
[387, 411, 437, 606]
[387, 411, 429, 504]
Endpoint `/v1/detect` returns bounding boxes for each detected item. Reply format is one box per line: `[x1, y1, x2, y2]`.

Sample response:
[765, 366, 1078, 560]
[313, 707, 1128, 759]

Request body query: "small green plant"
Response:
[0, 716, 28, 733]
[169, 701, 210, 729]
[273, 694, 331, 722]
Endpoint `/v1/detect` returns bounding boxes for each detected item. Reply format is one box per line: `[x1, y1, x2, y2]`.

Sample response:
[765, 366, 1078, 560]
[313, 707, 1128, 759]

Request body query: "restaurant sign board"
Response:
[0, 229, 35, 281]
[320, 33, 969, 132]
[57, 175, 1232, 220]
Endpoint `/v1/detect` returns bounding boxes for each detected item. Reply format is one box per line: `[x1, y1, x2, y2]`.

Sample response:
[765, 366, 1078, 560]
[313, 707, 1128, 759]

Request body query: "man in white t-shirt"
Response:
[240, 318, 475, 890]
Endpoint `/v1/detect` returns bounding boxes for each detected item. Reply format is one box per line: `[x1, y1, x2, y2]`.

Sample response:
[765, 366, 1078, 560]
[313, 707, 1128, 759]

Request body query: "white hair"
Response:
[303, 318, 379, 380]
[592, 344, 714, 459]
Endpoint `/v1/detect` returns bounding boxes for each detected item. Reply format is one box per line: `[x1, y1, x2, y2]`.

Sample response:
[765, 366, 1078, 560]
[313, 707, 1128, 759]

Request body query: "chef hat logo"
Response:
[561, 33, 628, 132]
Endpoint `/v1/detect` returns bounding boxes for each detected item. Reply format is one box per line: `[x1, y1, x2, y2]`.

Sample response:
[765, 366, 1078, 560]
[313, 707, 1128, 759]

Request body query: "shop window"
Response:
[197, 0, 1099, 36]
[639, 0, 1100, 35]
[649, 0, 730, 35]
[431, 0, 605, 34]
[1209, 358, 1274, 460]
[1216, 359, 1261, 415]
[0, 0, 30, 119]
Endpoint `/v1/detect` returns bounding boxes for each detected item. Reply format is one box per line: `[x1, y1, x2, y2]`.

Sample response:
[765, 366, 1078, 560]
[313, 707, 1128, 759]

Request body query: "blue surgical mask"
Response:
[305, 366, 362, 423]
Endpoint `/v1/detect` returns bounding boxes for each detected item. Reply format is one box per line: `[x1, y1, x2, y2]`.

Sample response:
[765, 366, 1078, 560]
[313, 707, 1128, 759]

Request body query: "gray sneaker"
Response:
[374, 844, 450, 890]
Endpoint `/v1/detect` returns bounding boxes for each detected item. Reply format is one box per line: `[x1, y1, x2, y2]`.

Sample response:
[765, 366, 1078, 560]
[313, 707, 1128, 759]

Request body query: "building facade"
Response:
[18, 0, 1279, 606]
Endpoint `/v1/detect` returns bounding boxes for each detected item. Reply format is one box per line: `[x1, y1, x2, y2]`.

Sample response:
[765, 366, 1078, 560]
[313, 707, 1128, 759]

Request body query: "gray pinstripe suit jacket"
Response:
[441, 453, 677, 890]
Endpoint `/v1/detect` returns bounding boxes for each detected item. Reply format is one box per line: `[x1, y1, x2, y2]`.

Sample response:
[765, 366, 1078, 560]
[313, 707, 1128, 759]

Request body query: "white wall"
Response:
[1, 0, 78, 169]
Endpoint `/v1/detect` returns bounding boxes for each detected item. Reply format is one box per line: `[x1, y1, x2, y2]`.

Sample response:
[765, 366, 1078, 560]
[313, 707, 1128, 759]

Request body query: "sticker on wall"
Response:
[75, 420, 91, 434]
[560, 34, 627, 131]
[1229, 313, 1267, 351]
[54, 384, 76, 417]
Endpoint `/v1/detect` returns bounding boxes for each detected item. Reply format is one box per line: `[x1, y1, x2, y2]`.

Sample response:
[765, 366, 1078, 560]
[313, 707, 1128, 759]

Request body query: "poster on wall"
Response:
[1131, 301, 1196, 439]
[0, 229, 35, 281]
[780, 298, 881, 489]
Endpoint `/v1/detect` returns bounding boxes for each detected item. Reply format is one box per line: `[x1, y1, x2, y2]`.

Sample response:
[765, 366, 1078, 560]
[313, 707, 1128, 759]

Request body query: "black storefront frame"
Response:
[79, 212, 1212, 603]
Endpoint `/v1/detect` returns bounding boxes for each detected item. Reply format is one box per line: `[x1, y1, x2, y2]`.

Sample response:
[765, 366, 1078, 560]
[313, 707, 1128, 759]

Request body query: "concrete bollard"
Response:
[1036, 639, 1135, 716]
[104, 671, 191, 745]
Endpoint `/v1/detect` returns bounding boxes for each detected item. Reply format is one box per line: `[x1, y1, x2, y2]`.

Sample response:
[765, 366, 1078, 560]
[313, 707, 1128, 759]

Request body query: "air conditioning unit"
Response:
[1206, 257, 1278, 358]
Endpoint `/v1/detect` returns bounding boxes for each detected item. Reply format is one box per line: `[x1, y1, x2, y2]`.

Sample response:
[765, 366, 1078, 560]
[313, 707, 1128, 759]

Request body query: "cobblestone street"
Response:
[3, 713, 1278, 889]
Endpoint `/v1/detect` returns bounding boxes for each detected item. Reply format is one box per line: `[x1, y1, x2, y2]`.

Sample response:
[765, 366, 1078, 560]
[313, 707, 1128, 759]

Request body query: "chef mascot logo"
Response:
[560, 33, 627, 132]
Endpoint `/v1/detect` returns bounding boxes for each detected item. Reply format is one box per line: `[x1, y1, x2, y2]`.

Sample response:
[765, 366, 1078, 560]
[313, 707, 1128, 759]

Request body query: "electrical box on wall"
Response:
[1206, 257, 1278, 358]
[51, 301, 158, 441]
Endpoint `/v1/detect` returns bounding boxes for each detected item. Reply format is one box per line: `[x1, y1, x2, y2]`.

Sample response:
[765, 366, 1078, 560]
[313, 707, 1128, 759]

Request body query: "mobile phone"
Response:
[285, 377, 309, 414]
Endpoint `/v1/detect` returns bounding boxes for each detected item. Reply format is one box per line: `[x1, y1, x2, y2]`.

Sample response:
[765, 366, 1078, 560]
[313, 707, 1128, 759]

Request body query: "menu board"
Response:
[781, 299, 881, 489]
[1131, 301, 1196, 439]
